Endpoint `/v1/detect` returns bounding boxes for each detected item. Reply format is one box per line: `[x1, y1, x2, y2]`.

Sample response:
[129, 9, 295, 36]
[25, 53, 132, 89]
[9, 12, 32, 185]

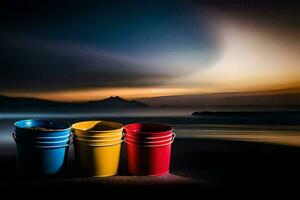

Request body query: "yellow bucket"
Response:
[72, 121, 123, 137]
[72, 120, 124, 177]
[74, 139, 122, 177]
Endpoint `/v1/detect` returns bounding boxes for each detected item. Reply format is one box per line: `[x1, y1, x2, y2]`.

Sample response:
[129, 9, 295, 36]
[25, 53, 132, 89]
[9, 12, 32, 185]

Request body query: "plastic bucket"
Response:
[72, 121, 123, 137]
[126, 139, 174, 176]
[74, 140, 122, 177]
[14, 119, 71, 139]
[15, 141, 69, 176]
[13, 119, 71, 176]
[125, 123, 173, 138]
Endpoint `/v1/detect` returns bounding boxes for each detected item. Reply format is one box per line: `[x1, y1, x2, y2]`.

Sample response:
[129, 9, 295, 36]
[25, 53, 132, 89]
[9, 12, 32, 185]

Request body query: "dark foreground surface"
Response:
[1, 137, 300, 197]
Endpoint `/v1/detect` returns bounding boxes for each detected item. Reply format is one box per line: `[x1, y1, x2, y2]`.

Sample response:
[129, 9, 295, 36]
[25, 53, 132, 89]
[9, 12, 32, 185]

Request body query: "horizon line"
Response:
[1, 86, 300, 103]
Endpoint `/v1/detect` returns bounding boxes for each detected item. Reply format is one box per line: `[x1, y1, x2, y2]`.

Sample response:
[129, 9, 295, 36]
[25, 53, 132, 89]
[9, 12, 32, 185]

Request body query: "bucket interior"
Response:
[15, 119, 70, 131]
[72, 121, 123, 133]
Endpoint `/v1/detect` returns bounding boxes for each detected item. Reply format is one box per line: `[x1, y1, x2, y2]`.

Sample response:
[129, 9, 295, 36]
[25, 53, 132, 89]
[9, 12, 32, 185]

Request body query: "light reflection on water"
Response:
[2, 106, 298, 119]
[175, 129, 300, 147]
[1, 111, 300, 147]
[0, 109, 195, 119]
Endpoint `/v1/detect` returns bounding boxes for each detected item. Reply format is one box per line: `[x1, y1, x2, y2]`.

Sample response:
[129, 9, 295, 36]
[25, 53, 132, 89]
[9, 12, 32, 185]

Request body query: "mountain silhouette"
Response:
[0, 95, 147, 112]
[86, 96, 147, 108]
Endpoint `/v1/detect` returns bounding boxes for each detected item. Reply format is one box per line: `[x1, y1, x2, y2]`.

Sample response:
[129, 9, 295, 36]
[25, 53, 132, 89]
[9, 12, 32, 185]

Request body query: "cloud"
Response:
[174, 12, 300, 92]
[0, 35, 176, 92]
[0, 25, 218, 93]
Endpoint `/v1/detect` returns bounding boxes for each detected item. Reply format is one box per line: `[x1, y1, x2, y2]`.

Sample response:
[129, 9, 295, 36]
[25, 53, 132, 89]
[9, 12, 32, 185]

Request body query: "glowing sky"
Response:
[173, 12, 300, 93]
[0, 1, 299, 101]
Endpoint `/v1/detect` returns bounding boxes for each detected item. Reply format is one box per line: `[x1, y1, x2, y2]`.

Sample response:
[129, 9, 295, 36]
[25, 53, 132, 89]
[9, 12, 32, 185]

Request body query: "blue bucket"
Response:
[13, 119, 71, 176]
[14, 119, 71, 139]
[15, 142, 69, 176]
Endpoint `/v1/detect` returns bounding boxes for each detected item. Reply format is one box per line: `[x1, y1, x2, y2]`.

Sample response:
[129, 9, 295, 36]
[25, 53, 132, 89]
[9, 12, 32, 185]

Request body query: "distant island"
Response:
[191, 110, 300, 125]
[0, 95, 148, 112]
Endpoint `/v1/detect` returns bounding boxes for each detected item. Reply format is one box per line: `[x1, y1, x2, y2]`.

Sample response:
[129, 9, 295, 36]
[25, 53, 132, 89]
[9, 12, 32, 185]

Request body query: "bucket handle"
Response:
[68, 136, 73, 145]
[12, 131, 16, 141]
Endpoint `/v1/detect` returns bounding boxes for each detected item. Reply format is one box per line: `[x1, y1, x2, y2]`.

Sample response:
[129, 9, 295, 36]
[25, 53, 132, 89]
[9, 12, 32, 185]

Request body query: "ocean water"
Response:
[1, 109, 300, 147]
[0, 108, 195, 119]
[1, 106, 299, 119]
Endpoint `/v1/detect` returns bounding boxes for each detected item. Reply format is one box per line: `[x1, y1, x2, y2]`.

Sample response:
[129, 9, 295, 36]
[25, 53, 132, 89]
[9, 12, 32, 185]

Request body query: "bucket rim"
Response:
[125, 138, 172, 144]
[13, 132, 70, 144]
[71, 120, 123, 133]
[73, 136, 123, 143]
[14, 132, 71, 139]
[124, 123, 173, 135]
[74, 139, 123, 147]
[15, 141, 70, 148]
[125, 133, 175, 144]
[29, 144, 70, 149]
[73, 131, 122, 138]
[14, 119, 71, 132]
[125, 139, 174, 147]
[125, 132, 173, 140]
[15, 138, 70, 144]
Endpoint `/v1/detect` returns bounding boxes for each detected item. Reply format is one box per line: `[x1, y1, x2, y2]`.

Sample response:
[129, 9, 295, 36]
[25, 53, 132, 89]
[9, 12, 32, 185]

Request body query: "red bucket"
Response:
[125, 123, 175, 176]
[126, 140, 173, 176]
[125, 123, 173, 138]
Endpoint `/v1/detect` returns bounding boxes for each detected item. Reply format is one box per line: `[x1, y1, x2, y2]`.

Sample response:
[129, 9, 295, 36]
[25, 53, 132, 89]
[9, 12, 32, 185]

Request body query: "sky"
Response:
[0, 0, 299, 102]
